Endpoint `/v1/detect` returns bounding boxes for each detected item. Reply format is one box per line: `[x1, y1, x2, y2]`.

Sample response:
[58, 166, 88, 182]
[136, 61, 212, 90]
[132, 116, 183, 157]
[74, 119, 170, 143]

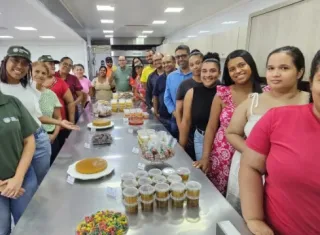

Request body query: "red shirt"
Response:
[50, 77, 69, 120]
[55, 71, 82, 100]
[246, 104, 320, 235]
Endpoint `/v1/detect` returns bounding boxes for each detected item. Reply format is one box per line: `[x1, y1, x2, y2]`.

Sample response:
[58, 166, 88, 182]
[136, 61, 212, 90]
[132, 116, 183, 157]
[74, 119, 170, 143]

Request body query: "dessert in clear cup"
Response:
[152, 175, 167, 186]
[135, 170, 148, 180]
[141, 198, 154, 212]
[162, 167, 176, 177]
[176, 167, 190, 182]
[170, 182, 186, 198]
[139, 184, 155, 202]
[121, 172, 135, 184]
[122, 179, 138, 189]
[155, 183, 170, 199]
[143, 112, 149, 119]
[123, 201, 138, 214]
[148, 168, 162, 178]
[138, 177, 152, 187]
[123, 187, 139, 204]
[155, 195, 170, 209]
[167, 174, 182, 185]
[186, 181, 201, 198]
[171, 194, 185, 208]
[187, 196, 199, 208]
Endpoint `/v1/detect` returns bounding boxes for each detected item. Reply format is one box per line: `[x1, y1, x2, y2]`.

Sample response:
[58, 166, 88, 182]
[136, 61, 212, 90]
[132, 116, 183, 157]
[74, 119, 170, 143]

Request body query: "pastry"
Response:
[75, 158, 107, 174]
[92, 119, 111, 127]
[76, 210, 128, 235]
[92, 133, 113, 145]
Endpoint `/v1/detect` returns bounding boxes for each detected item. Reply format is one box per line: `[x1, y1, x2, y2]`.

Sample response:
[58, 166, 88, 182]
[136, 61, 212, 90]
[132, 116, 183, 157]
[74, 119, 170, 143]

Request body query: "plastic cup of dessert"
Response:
[123, 200, 138, 214]
[187, 196, 200, 208]
[122, 179, 138, 189]
[148, 168, 162, 178]
[135, 170, 148, 180]
[138, 176, 153, 187]
[171, 194, 186, 208]
[186, 181, 202, 198]
[167, 174, 182, 185]
[121, 172, 135, 184]
[123, 187, 139, 204]
[140, 197, 154, 212]
[137, 130, 148, 137]
[152, 175, 167, 186]
[155, 183, 170, 199]
[155, 195, 170, 209]
[176, 167, 191, 182]
[146, 129, 156, 135]
[139, 184, 155, 202]
[162, 167, 176, 178]
[170, 182, 186, 199]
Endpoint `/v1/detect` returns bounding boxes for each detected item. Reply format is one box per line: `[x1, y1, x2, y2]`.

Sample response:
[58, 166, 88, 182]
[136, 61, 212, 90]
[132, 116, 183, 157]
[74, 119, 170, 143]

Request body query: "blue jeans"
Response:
[158, 117, 171, 133]
[194, 129, 205, 161]
[32, 128, 51, 185]
[170, 117, 179, 139]
[0, 167, 38, 235]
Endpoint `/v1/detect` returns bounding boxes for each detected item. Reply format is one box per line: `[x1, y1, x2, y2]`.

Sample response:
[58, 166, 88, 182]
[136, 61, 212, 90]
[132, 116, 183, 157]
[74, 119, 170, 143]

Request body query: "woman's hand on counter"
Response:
[60, 120, 80, 130]
[193, 157, 210, 174]
[246, 219, 274, 235]
[1, 177, 25, 199]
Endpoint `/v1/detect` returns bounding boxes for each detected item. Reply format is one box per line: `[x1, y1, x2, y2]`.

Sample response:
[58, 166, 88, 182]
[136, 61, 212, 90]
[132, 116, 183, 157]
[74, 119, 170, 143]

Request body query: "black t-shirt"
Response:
[176, 78, 203, 100]
[191, 86, 217, 131]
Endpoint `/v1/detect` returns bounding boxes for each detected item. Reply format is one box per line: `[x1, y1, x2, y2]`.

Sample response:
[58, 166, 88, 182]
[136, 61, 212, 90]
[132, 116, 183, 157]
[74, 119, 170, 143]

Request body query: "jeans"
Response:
[0, 167, 38, 235]
[50, 135, 60, 165]
[194, 129, 205, 161]
[158, 117, 171, 133]
[32, 128, 51, 185]
[170, 117, 179, 139]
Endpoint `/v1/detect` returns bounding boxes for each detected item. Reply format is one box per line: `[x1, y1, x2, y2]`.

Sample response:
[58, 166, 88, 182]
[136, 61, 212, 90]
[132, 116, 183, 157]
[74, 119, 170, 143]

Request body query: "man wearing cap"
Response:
[113, 56, 132, 92]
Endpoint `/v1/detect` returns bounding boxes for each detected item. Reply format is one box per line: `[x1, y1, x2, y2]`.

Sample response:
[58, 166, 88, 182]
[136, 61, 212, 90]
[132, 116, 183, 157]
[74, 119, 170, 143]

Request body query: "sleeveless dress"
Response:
[208, 86, 236, 195]
[226, 93, 263, 213]
[92, 77, 114, 101]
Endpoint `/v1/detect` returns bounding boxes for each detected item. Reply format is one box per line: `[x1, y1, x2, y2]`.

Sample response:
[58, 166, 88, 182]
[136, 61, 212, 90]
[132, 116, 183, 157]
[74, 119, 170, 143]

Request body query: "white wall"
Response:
[0, 40, 88, 76]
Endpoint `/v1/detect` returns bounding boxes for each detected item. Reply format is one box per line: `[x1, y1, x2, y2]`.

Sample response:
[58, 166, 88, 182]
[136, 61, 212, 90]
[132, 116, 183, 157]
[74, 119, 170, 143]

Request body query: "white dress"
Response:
[226, 93, 263, 214]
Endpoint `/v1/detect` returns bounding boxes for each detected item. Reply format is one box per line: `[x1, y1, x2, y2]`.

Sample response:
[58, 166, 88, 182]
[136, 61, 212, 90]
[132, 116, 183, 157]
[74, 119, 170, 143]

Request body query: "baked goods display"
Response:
[118, 92, 134, 100]
[92, 119, 111, 127]
[92, 133, 113, 145]
[76, 210, 128, 235]
[75, 158, 108, 174]
[93, 101, 112, 117]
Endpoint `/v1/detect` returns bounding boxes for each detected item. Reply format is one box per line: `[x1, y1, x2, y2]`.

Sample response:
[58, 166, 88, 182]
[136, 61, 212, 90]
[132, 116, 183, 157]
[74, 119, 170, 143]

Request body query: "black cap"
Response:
[106, 57, 113, 63]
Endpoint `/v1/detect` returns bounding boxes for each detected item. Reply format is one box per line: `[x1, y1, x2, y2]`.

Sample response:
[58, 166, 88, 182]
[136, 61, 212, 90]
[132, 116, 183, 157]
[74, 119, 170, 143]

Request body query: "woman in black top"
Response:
[179, 53, 221, 160]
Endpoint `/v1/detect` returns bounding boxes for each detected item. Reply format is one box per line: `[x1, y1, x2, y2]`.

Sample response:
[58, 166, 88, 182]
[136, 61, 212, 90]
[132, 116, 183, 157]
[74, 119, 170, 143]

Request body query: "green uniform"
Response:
[113, 65, 132, 92]
[0, 92, 39, 180]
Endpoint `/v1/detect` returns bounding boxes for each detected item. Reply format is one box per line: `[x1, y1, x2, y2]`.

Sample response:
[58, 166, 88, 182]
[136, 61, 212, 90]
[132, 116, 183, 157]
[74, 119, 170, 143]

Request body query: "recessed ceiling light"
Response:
[15, 27, 37, 31]
[142, 30, 153, 34]
[165, 7, 184, 13]
[222, 21, 238, 25]
[187, 35, 196, 38]
[152, 20, 166, 24]
[105, 35, 113, 38]
[103, 30, 114, 33]
[0, 36, 13, 38]
[138, 35, 147, 38]
[40, 36, 55, 39]
[199, 30, 210, 33]
[101, 19, 114, 24]
[97, 5, 114, 11]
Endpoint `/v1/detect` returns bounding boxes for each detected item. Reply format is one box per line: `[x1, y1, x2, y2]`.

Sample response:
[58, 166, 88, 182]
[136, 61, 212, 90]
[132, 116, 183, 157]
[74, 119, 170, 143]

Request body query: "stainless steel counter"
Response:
[12, 108, 251, 235]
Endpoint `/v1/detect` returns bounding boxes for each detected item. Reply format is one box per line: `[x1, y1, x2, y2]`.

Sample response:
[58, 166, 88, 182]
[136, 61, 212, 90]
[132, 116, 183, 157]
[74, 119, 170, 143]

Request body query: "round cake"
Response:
[76, 210, 128, 235]
[92, 119, 111, 127]
[75, 158, 108, 174]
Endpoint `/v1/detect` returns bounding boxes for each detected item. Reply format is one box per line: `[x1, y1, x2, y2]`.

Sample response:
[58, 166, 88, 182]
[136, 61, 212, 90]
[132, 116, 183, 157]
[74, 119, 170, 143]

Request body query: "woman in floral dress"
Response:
[193, 50, 265, 195]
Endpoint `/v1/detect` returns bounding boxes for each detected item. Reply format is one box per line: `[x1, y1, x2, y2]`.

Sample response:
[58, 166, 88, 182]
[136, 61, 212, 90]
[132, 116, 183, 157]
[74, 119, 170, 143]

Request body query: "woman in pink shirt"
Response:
[240, 50, 320, 234]
[73, 64, 92, 108]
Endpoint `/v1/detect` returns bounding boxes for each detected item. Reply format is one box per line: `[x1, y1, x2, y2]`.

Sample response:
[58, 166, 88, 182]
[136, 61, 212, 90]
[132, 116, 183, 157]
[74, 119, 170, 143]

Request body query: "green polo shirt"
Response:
[114, 65, 132, 92]
[0, 92, 39, 180]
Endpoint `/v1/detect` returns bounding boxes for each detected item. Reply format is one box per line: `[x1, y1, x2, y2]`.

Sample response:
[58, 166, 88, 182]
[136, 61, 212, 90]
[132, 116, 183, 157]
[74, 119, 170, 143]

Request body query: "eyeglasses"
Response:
[9, 57, 30, 67]
[62, 62, 73, 68]
[175, 54, 188, 60]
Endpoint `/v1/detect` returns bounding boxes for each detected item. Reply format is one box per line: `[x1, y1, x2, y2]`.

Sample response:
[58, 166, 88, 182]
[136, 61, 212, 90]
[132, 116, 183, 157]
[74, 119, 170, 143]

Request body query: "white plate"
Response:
[67, 158, 114, 180]
[87, 121, 114, 130]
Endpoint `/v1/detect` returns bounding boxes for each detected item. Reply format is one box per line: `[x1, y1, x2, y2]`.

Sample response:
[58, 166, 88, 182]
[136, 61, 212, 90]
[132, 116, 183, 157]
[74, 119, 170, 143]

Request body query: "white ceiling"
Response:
[0, 0, 83, 42]
[60, 0, 242, 39]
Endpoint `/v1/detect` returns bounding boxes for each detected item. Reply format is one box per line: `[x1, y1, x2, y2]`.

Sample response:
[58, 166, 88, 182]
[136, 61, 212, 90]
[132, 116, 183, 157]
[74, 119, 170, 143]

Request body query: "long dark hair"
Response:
[131, 57, 144, 79]
[308, 50, 320, 103]
[0, 56, 32, 88]
[222, 50, 263, 93]
[267, 46, 305, 91]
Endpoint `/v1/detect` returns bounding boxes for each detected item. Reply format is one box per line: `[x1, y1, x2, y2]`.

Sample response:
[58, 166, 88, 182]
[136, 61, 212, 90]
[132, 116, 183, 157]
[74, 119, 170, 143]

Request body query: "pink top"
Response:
[79, 77, 92, 101]
[246, 104, 320, 235]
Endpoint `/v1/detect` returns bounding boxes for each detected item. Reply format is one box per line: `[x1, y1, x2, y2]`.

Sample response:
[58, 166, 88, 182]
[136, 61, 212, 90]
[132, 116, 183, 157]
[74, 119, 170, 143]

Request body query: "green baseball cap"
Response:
[7, 45, 31, 62]
[38, 55, 59, 64]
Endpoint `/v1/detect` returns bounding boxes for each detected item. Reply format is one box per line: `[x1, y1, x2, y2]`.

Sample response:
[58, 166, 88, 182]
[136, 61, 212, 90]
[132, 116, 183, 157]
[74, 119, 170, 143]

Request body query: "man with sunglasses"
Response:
[164, 45, 192, 139]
